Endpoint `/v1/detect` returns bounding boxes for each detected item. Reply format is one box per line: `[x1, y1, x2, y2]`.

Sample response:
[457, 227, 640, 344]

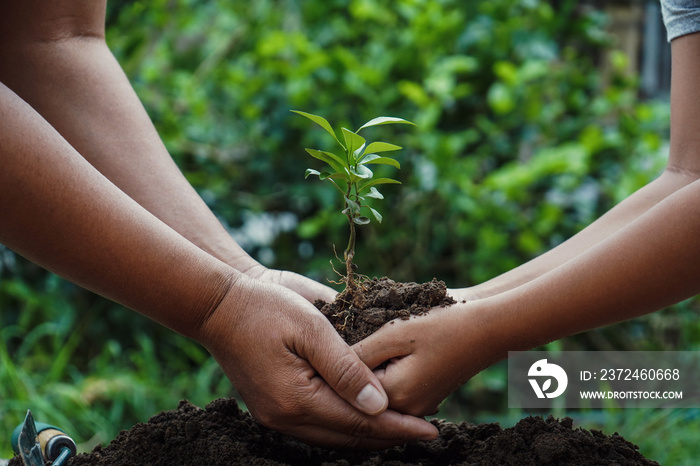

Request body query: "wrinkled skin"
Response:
[0, 0, 437, 447]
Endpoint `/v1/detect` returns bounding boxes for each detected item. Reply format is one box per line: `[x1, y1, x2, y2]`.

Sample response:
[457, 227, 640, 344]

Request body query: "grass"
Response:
[0, 270, 233, 459]
[603, 408, 700, 465]
[1, 327, 232, 458]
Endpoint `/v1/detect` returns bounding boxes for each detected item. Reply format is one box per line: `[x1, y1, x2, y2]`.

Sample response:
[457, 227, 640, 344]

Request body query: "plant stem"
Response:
[343, 183, 357, 291]
[344, 215, 356, 289]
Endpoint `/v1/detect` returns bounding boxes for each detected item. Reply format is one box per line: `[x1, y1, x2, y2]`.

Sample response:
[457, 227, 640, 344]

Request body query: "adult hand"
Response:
[354, 302, 500, 417]
[195, 274, 438, 448]
[244, 263, 338, 303]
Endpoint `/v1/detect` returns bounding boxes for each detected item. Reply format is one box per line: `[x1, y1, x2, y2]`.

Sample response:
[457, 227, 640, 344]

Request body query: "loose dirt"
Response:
[315, 277, 455, 345]
[62, 399, 656, 465]
[10, 278, 658, 465]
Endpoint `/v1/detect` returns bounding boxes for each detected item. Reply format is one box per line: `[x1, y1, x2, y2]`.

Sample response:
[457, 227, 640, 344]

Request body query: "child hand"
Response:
[354, 302, 502, 417]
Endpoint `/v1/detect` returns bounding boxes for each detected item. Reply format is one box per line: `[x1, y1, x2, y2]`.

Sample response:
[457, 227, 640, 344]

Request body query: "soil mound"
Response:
[8, 279, 658, 465]
[62, 399, 657, 465]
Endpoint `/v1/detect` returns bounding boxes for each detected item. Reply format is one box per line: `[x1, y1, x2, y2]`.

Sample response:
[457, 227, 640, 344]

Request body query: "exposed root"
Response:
[331, 309, 353, 330]
[327, 250, 371, 298]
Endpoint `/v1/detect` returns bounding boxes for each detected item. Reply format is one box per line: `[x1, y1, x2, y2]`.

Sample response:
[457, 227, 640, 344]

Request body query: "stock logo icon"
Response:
[528, 359, 568, 399]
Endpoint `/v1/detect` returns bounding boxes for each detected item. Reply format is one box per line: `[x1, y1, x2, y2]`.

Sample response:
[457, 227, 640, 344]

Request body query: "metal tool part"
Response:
[14, 411, 44, 466]
[11, 410, 77, 466]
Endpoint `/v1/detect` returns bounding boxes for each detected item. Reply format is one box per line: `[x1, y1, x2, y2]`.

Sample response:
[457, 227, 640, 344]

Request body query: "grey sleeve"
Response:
[661, 0, 700, 41]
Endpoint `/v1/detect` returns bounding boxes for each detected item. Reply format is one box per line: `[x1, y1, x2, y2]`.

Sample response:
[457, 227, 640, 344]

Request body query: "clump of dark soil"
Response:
[60, 399, 657, 466]
[9, 278, 658, 465]
[315, 277, 456, 345]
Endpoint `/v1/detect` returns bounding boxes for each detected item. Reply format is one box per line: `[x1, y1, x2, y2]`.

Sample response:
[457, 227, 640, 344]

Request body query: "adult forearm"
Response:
[0, 36, 259, 272]
[0, 18, 339, 304]
[0, 82, 234, 338]
[0, 86, 443, 446]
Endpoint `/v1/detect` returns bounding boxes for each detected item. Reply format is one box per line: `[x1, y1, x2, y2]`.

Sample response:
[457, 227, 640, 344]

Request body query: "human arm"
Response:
[0, 0, 334, 303]
[0, 1, 440, 446]
[358, 175, 700, 415]
[0, 81, 437, 447]
[451, 34, 700, 302]
[356, 32, 700, 416]
[451, 165, 699, 302]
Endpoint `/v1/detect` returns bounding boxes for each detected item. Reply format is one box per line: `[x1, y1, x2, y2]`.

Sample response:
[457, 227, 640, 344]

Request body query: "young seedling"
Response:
[292, 110, 416, 294]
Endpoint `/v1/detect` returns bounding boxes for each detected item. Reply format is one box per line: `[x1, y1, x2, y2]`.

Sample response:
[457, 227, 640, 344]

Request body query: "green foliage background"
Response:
[2, 0, 698, 463]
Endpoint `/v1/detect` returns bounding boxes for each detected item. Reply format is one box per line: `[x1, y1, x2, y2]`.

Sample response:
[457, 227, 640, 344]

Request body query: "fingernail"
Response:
[355, 383, 387, 415]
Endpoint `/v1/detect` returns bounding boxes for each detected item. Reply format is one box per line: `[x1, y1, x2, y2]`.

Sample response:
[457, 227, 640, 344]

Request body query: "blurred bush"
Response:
[104, 0, 669, 288]
[4, 0, 695, 460]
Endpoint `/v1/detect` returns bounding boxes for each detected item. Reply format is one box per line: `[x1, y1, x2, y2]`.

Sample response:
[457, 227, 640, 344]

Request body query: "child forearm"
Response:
[466, 167, 699, 300]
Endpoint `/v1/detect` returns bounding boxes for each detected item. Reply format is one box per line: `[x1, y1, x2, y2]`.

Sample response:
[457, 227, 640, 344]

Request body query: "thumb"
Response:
[303, 323, 389, 416]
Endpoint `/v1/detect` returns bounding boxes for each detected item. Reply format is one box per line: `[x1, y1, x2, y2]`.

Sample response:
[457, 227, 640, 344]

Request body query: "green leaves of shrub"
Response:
[292, 110, 415, 225]
[293, 110, 415, 289]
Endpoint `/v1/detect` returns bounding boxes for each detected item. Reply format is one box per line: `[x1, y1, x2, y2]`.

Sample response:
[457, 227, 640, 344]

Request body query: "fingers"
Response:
[447, 287, 480, 302]
[353, 326, 415, 370]
[274, 374, 439, 448]
[351, 312, 457, 417]
[285, 313, 441, 444]
[253, 266, 338, 303]
[202, 276, 438, 447]
[377, 356, 444, 417]
[288, 410, 439, 449]
[296, 316, 390, 416]
[352, 323, 435, 416]
[278, 269, 338, 303]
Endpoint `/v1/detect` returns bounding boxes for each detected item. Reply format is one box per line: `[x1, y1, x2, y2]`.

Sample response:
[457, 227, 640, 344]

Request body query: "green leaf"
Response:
[364, 141, 402, 154]
[305, 168, 321, 179]
[365, 187, 384, 199]
[353, 216, 371, 225]
[358, 177, 401, 193]
[357, 116, 416, 132]
[487, 83, 515, 115]
[319, 171, 345, 180]
[362, 156, 401, 169]
[368, 207, 383, 223]
[304, 148, 347, 173]
[359, 153, 381, 163]
[292, 110, 345, 148]
[353, 143, 366, 162]
[349, 164, 373, 179]
[342, 128, 366, 158]
[343, 196, 361, 215]
[306, 168, 344, 183]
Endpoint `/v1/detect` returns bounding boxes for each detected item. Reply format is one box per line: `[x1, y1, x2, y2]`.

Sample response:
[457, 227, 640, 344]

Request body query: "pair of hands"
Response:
[195, 269, 486, 448]
[355, 288, 489, 418]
